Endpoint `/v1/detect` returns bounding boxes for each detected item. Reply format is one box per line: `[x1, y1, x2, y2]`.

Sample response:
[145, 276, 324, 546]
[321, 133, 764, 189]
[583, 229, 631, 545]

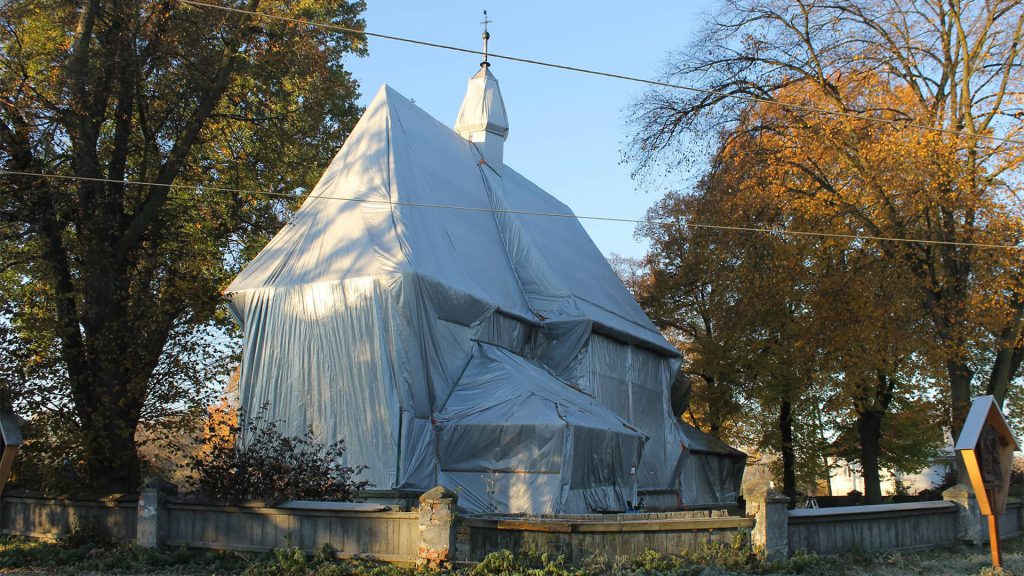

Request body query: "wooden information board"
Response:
[954, 395, 1019, 568]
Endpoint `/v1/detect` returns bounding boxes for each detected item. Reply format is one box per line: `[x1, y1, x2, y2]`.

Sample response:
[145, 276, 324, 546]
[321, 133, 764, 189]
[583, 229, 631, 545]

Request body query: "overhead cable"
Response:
[178, 0, 1024, 147]
[3, 170, 1021, 250]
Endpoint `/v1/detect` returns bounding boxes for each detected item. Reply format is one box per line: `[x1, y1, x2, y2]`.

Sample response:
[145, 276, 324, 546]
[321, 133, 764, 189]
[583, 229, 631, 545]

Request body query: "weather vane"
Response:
[481, 10, 492, 67]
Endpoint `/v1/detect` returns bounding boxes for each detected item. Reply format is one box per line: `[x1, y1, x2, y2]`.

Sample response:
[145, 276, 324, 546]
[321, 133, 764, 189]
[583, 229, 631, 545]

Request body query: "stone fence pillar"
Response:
[136, 479, 174, 548]
[943, 483, 982, 545]
[417, 486, 458, 567]
[747, 486, 790, 560]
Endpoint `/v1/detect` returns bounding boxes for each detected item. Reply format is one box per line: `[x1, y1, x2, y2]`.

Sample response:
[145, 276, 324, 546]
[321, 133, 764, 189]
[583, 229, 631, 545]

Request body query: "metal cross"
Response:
[481, 10, 492, 65]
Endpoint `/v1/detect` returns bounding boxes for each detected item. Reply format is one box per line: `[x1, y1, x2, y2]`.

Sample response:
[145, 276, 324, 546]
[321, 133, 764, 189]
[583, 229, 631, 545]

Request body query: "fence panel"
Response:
[0, 495, 138, 543]
[788, 501, 959, 555]
[465, 510, 753, 563]
[164, 499, 420, 564]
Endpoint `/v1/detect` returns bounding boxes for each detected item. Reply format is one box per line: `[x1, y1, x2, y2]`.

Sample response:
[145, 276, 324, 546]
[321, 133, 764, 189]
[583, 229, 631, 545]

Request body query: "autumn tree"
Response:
[638, 163, 836, 500]
[637, 76, 957, 501]
[806, 228, 944, 502]
[638, 166, 946, 502]
[629, 0, 1024, 446]
[0, 0, 367, 491]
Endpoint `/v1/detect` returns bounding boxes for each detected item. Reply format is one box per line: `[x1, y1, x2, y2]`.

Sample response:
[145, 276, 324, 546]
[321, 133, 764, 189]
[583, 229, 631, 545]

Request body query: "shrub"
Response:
[180, 404, 369, 503]
[471, 550, 582, 576]
[0, 536, 243, 572]
[243, 546, 413, 576]
[61, 516, 115, 548]
[8, 410, 89, 496]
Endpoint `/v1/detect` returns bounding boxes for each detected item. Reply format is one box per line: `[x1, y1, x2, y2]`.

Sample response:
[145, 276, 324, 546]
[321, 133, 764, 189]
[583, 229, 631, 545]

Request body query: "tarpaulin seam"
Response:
[475, 164, 536, 323]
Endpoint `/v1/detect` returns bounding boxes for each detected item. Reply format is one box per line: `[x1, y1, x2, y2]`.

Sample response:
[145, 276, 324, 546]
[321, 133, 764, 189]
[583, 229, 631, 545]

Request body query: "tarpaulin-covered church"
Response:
[225, 56, 745, 514]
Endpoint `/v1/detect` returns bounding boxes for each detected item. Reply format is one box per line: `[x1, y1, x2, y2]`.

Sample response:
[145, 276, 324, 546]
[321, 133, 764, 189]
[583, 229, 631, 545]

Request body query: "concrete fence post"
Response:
[137, 479, 174, 548]
[747, 486, 790, 560]
[943, 483, 983, 545]
[417, 486, 458, 567]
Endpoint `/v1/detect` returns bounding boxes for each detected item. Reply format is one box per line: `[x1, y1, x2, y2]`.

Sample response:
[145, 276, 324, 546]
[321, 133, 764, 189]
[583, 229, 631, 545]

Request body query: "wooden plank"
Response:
[789, 501, 956, 522]
[311, 515, 326, 552]
[484, 519, 572, 533]
[164, 502, 416, 520]
[176, 537, 417, 565]
[177, 508, 189, 545]
[465, 516, 752, 533]
[396, 515, 413, 556]
[384, 517, 399, 555]
[336, 516, 353, 553]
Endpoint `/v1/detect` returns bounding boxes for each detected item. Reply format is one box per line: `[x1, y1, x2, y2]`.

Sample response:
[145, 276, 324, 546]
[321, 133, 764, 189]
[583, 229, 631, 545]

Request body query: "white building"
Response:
[826, 452, 953, 497]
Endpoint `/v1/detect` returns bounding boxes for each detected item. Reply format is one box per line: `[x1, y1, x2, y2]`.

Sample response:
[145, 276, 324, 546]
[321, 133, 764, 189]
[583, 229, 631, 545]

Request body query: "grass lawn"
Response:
[1, 535, 1022, 575]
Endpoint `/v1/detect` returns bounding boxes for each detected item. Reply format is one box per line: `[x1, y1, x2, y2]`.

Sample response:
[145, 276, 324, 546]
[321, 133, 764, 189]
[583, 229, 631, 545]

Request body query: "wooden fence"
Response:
[747, 488, 1024, 559]
[979, 501, 1022, 543]
[1, 494, 137, 543]
[464, 510, 753, 563]
[2, 485, 1022, 565]
[164, 499, 419, 563]
[1, 490, 429, 565]
[787, 501, 959, 555]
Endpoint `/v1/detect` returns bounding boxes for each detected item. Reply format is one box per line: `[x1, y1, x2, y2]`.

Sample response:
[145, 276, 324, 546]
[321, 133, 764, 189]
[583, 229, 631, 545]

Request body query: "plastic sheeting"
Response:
[677, 423, 747, 507]
[455, 67, 509, 139]
[226, 79, 744, 513]
[436, 344, 644, 514]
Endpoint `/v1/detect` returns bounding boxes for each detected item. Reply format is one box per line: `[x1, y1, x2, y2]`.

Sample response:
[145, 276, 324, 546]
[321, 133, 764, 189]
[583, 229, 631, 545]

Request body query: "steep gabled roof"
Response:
[227, 84, 675, 354]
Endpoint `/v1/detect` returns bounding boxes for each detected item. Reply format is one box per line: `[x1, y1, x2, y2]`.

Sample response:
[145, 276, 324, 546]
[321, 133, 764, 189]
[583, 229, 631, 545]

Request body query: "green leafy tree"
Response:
[0, 0, 367, 491]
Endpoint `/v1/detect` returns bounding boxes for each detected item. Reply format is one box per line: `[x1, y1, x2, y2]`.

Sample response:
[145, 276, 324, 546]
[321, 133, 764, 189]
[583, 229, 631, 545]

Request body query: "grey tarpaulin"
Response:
[677, 423, 747, 508]
[435, 344, 644, 514]
[226, 65, 745, 514]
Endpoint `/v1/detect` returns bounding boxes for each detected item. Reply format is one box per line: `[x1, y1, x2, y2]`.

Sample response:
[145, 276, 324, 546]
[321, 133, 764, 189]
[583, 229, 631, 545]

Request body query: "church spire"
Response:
[481, 10, 492, 67]
[455, 11, 508, 171]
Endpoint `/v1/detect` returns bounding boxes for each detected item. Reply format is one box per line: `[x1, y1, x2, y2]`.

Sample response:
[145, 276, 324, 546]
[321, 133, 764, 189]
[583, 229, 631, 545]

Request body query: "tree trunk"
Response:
[948, 358, 974, 484]
[780, 399, 797, 502]
[45, 0, 256, 492]
[816, 408, 833, 496]
[857, 410, 885, 505]
[987, 298, 1023, 406]
[80, 401, 142, 491]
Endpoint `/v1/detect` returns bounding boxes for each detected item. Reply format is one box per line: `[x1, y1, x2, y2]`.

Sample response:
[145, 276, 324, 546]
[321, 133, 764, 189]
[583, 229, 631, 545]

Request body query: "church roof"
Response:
[226, 83, 675, 355]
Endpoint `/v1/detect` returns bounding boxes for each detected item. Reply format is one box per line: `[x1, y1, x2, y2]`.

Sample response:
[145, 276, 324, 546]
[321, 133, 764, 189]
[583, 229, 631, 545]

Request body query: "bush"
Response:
[8, 410, 89, 496]
[0, 536, 243, 572]
[180, 404, 369, 503]
[243, 545, 412, 576]
[471, 550, 581, 576]
[61, 516, 115, 548]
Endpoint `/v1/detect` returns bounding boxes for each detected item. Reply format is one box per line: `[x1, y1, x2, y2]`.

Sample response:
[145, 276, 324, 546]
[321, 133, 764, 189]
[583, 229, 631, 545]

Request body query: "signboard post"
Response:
[0, 410, 22, 495]
[954, 395, 1019, 568]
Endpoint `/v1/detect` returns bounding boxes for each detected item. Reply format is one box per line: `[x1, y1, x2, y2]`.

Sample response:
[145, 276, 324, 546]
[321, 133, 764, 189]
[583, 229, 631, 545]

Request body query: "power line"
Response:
[3, 170, 1021, 250]
[178, 0, 1024, 147]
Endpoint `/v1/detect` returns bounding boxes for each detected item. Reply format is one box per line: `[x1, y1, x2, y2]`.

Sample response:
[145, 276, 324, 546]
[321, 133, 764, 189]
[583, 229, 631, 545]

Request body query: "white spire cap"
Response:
[455, 66, 509, 172]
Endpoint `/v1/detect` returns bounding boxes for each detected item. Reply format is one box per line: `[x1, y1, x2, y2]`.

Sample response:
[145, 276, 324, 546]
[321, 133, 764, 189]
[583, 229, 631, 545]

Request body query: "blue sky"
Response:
[345, 1, 716, 258]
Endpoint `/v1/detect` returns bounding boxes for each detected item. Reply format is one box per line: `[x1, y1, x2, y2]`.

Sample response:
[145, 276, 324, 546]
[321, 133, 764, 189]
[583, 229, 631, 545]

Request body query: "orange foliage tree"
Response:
[637, 107, 946, 501]
[629, 0, 1024, 470]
